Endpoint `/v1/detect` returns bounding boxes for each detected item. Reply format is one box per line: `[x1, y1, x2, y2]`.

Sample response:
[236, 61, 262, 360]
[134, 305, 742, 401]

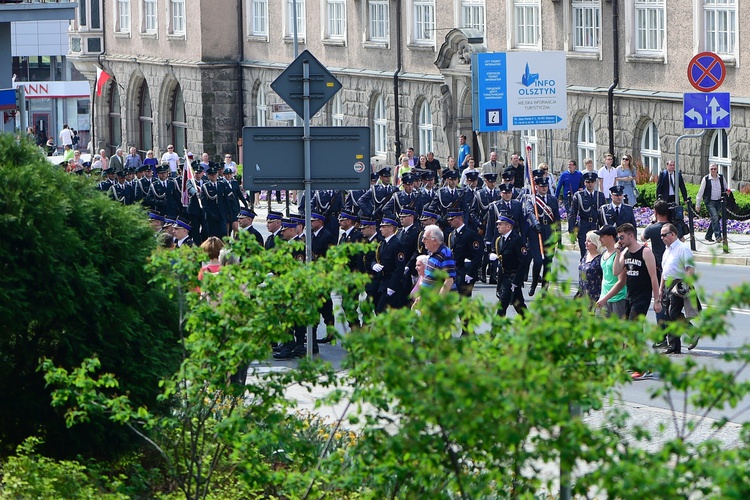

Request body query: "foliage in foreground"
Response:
[20, 235, 750, 499]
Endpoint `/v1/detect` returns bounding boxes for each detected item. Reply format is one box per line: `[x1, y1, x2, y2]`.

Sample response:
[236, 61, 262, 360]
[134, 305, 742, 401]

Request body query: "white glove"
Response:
[465, 275, 473, 283]
[387, 288, 395, 296]
[489, 253, 498, 261]
[372, 263, 384, 272]
[511, 284, 517, 292]
[404, 266, 410, 275]
[464, 258, 472, 264]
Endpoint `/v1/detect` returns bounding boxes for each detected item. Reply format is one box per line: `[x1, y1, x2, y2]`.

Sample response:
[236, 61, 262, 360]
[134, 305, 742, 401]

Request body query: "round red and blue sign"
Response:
[687, 52, 726, 92]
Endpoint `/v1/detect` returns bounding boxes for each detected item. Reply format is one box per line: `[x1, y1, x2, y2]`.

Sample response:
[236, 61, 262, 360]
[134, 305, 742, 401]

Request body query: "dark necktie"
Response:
[615, 206, 620, 219]
[670, 173, 675, 191]
[338, 232, 346, 245]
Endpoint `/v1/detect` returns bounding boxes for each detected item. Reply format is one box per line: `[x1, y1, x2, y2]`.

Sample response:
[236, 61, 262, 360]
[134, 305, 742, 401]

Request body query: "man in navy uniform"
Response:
[235, 208, 264, 246]
[374, 217, 407, 313]
[264, 210, 284, 250]
[201, 163, 232, 238]
[569, 171, 607, 258]
[382, 172, 422, 219]
[171, 216, 195, 248]
[446, 210, 483, 298]
[485, 183, 527, 247]
[526, 176, 561, 296]
[418, 170, 438, 208]
[357, 167, 398, 220]
[429, 169, 464, 230]
[599, 185, 637, 228]
[309, 211, 337, 343]
[222, 166, 249, 236]
[185, 163, 205, 244]
[360, 216, 383, 313]
[490, 215, 530, 317]
[109, 170, 134, 205]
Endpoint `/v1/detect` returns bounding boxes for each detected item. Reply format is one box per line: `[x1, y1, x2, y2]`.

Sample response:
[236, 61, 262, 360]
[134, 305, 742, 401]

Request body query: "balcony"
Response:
[0, 0, 77, 22]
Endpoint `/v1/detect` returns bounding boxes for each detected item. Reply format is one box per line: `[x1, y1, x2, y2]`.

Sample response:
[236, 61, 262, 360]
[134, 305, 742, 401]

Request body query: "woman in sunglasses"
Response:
[615, 154, 637, 206]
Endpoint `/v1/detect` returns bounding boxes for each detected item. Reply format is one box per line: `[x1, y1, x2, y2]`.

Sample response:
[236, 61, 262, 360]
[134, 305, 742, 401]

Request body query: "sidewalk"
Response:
[250, 200, 750, 265]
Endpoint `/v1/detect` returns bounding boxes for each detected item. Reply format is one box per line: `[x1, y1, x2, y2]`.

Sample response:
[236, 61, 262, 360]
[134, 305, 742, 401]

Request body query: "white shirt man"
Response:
[598, 154, 618, 196]
[59, 125, 74, 147]
[659, 223, 698, 353]
[161, 145, 180, 175]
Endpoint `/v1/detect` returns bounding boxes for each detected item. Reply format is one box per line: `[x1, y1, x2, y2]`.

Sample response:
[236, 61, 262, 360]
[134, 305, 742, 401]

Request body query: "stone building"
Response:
[67, 0, 749, 185]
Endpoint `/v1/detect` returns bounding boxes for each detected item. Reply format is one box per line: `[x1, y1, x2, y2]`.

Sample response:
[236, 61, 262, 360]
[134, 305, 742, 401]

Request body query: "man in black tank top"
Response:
[613, 223, 662, 320]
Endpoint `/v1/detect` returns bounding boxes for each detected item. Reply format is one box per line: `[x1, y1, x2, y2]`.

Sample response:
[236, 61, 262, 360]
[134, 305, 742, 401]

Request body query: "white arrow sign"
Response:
[685, 108, 703, 125]
[709, 96, 729, 124]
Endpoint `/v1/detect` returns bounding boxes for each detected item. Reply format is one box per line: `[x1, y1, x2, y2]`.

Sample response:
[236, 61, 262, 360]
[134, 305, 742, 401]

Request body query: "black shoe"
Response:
[652, 339, 669, 349]
[318, 334, 335, 344]
[489, 277, 498, 285]
[662, 342, 682, 355]
[706, 235, 714, 242]
[688, 336, 700, 350]
[529, 276, 539, 297]
[273, 345, 305, 360]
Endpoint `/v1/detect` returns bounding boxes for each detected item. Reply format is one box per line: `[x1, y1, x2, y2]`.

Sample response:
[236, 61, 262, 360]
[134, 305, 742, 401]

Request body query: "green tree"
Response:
[0, 134, 181, 459]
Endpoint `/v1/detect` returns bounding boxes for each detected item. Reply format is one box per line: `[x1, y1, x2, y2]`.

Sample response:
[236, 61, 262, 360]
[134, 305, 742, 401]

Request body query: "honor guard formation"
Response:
[88, 147, 696, 362]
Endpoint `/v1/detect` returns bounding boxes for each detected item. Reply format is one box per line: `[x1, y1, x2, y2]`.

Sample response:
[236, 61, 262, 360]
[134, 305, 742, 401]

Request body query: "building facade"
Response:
[68, 0, 748, 185]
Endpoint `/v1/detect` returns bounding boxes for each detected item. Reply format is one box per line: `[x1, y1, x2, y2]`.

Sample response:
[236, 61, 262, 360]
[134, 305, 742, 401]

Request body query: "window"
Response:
[572, 0, 600, 52]
[513, 0, 540, 48]
[251, 0, 268, 36]
[413, 0, 435, 44]
[331, 93, 343, 126]
[117, 0, 130, 33]
[461, 0, 485, 33]
[577, 115, 596, 168]
[634, 0, 665, 54]
[521, 130, 537, 170]
[326, 0, 346, 40]
[704, 0, 736, 56]
[286, 0, 306, 38]
[640, 121, 661, 177]
[171, 0, 185, 34]
[170, 86, 187, 153]
[143, 0, 157, 33]
[418, 100, 433, 155]
[373, 95, 387, 156]
[256, 86, 267, 126]
[368, 0, 389, 42]
[109, 84, 122, 149]
[139, 81, 153, 152]
[709, 129, 732, 187]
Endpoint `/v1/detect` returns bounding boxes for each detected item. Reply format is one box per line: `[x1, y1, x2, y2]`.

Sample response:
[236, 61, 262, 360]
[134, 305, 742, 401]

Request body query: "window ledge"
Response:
[625, 54, 666, 64]
[567, 51, 600, 61]
[363, 40, 389, 49]
[113, 31, 131, 39]
[407, 43, 435, 52]
[247, 34, 269, 43]
[322, 38, 346, 47]
[139, 32, 157, 39]
[167, 33, 186, 41]
[283, 36, 306, 44]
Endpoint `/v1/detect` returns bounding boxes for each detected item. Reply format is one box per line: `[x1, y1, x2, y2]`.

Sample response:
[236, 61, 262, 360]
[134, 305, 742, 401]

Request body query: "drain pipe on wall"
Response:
[236, 0, 246, 160]
[392, 0, 403, 165]
[607, 0, 620, 155]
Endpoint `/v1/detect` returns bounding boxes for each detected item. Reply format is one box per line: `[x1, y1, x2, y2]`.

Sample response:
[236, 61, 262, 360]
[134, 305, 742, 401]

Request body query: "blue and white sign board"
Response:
[472, 51, 567, 132]
[683, 92, 731, 129]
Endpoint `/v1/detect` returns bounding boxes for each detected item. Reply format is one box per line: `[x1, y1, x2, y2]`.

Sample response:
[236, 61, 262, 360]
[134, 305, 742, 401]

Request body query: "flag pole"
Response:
[183, 147, 203, 209]
[525, 142, 544, 259]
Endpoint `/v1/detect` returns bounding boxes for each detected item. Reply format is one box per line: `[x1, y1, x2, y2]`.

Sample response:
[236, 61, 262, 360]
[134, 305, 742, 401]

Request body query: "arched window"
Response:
[170, 86, 187, 154]
[331, 92, 343, 126]
[709, 129, 732, 187]
[109, 83, 121, 149]
[373, 95, 387, 156]
[138, 81, 153, 152]
[577, 115, 596, 168]
[521, 129, 537, 170]
[640, 121, 661, 177]
[256, 86, 267, 126]
[418, 100, 433, 155]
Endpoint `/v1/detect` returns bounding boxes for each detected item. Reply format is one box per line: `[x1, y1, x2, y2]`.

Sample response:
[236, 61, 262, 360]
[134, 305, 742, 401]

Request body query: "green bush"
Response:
[0, 134, 181, 459]
[637, 181, 750, 217]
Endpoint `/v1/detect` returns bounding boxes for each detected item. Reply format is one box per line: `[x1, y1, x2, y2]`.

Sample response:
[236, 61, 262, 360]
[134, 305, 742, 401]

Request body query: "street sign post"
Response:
[687, 52, 726, 92]
[241, 126, 370, 191]
[270, 49, 342, 119]
[683, 92, 731, 129]
[472, 51, 567, 132]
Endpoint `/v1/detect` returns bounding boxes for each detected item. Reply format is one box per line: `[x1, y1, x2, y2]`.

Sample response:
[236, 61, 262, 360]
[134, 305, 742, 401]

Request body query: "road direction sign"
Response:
[472, 51, 567, 132]
[270, 50, 342, 119]
[242, 126, 370, 191]
[683, 92, 731, 129]
[687, 52, 726, 92]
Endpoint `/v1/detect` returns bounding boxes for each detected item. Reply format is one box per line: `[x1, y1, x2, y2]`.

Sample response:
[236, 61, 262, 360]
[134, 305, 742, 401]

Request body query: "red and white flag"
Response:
[96, 67, 112, 97]
[181, 159, 195, 207]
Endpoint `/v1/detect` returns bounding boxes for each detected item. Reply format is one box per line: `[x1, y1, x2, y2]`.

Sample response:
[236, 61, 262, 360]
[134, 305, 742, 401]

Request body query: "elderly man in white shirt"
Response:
[658, 222, 699, 354]
[161, 145, 180, 177]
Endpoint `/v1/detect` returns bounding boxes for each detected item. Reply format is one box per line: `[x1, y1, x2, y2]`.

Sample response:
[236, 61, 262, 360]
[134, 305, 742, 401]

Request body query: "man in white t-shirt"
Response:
[59, 124, 74, 147]
[161, 145, 180, 176]
[598, 153, 618, 200]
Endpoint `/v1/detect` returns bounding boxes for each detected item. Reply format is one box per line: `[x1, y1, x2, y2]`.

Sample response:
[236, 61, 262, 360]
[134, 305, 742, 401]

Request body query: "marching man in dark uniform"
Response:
[170, 216, 195, 248]
[418, 170, 438, 208]
[264, 210, 284, 250]
[360, 216, 383, 312]
[146, 164, 171, 215]
[490, 215, 530, 317]
[526, 176, 561, 296]
[97, 168, 116, 192]
[485, 183, 527, 247]
[569, 171, 607, 258]
[222, 167, 249, 236]
[109, 170, 134, 205]
[234, 208, 264, 246]
[373, 216, 407, 314]
[310, 211, 337, 343]
[428, 169, 464, 231]
[461, 171, 482, 231]
[599, 185, 637, 228]
[382, 172, 423, 219]
[133, 165, 151, 203]
[446, 210, 483, 298]
[397, 208, 421, 304]
[474, 172, 501, 282]
[357, 167, 398, 220]
[185, 163, 205, 245]
[201, 163, 232, 238]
